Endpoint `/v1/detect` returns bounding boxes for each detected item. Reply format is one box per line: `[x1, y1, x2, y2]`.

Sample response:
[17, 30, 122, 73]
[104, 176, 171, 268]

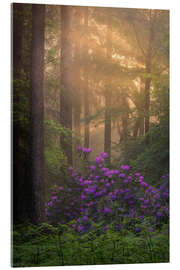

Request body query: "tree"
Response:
[12, 3, 24, 223]
[60, 6, 73, 166]
[30, 4, 45, 224]
[104, 12, 112, 163]
[83, 7, 90, 150]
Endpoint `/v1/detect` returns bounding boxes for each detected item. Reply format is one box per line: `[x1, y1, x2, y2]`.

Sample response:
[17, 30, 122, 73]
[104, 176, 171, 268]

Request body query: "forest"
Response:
[12, 3, 169, 267]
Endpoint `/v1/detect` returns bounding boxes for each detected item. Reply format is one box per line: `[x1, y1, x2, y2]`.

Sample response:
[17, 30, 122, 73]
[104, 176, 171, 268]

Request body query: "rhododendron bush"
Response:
[46, 148, 169, 234]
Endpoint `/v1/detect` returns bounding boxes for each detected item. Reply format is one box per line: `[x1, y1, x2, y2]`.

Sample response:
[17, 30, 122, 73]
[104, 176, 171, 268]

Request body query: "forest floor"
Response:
[12, 223, 169, 267]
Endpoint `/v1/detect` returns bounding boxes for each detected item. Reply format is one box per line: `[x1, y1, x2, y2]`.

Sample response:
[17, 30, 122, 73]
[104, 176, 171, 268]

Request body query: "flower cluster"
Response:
[46, 149, 169, 234]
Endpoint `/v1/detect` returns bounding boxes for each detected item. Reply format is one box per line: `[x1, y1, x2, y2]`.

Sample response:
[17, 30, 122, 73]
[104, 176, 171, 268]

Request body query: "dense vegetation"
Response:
[12, 3, 169, 267]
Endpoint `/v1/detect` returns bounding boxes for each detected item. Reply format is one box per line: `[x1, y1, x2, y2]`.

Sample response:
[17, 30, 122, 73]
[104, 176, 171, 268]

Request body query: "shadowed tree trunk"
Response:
[83, 7, 90, 150]
[104, 15, 112, 163]
[30, 4, 45, 224]
[144, 10, 154, 144]
[73, 7, 82, 167]
[12, 3, 24, 223]
[60, 6, 73, 166]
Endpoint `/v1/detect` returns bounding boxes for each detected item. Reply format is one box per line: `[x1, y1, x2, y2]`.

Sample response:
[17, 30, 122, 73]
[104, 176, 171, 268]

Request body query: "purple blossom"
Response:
[139, 176, 144, 182]
[48, 201, 53, 207]
[121, 165, 130, 171]
[119, 173, 126, 178]
[77, 218, 81, 223]
[144, 199, 149, 204]
[89, 165, 96, 171]
[81, 194, 86, 200]
[104, 225, 109, 231]
[82, 216, 88, 221]
[95, 156, 104, 163]
[128, 176, 133, 181]
[156, 211, 163, 217]
[76, 146, 82, 151]
[51, 196, 57, 200]
[140, 182, 149, 187]
[135, 173, 141, 177]
[105, 182, 111, 187]
[77, 225, 84, 232]
[116, 224, 122, 231]
[100, 152, 108, 159]
[135, 227, 141, 233]
[124, 179, 129, 184]
[104, 207, 111, 213]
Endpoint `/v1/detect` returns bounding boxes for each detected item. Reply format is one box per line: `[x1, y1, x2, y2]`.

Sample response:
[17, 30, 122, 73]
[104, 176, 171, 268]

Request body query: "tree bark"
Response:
[60, 6, 73, 166]
[83, 7, 90, 150]
[12, 3, 23, 223]
[144, 10, 154, 144]
[30, 4, 45, 224]
[73, 7, 82, 158]
[104, 15, 112, 163]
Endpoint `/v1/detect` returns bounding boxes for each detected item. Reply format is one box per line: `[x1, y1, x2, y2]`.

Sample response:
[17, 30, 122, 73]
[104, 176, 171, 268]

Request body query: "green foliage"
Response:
[12, 222, 169, 267]
[44, 118, 72, 193]
[13, 79, 30, 126]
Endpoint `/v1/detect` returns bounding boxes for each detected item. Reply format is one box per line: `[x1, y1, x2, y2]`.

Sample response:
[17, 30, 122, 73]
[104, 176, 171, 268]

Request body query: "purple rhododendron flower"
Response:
[95, 156, 103, 163]
[121, 165, 130, 170]
[104, 225, 108, 231]
[135, 173, 141, 177]
[100, 152, 108, 158]
[116, 224, 122, 231]
[139, 176, 144, 182]
[77, 225, 84, 232]
[81, 194, 86, 200]
[51, 196, 57, 200]
[156, 211, 163, 217]
[82, 216, 88, 221]
[119, 173, 126, 178]
[89, 165, 96, 171]
[135, 227, 141, 233]
[104, 207, 111, 213]
[140, 182, 148, 187]
[48, 201, 53, 207]
[124, 179, 129, 184]
[105, 182, 111, 187]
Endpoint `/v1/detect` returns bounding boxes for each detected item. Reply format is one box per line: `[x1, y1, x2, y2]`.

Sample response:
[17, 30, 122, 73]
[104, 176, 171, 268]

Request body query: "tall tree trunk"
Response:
[60, 6, 73, 166]
[104, 16, 112, 163]
[144, 10, 154, 144]
[73, 7, 82, 164]
[83, 7, 90, 150]
[12, 3, 23, 223]
[30, 4, 45, 224]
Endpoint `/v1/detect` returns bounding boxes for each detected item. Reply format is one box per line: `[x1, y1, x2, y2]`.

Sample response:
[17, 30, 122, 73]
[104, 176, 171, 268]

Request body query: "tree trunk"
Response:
[73, 7, 82, 162]
[30, 4, 45, 224]
[83, 7, 90, 150]
[104, 16, 112, 163]
[144, 10, 154, 144]
[60, 6, 73, 166]
[12, 3, 23, 223]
